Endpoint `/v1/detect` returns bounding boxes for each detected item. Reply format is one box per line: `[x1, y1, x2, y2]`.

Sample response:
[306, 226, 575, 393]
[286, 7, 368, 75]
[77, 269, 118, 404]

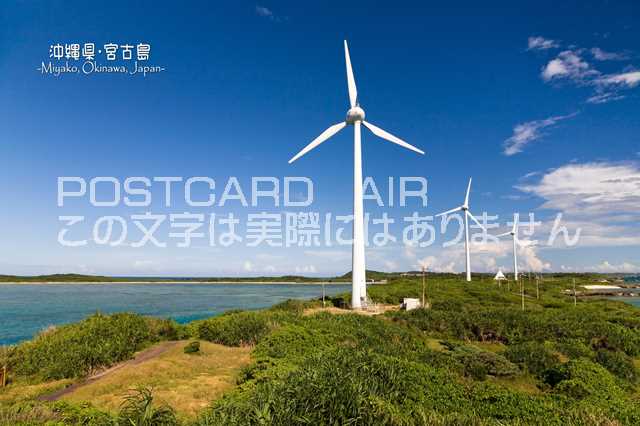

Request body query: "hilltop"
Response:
[1, 274, 639, 425]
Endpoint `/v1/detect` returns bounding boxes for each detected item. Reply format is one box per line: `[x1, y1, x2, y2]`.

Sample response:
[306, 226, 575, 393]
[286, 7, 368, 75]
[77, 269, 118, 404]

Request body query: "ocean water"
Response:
[0, 283, 350, 345]
[609, 296, 640, 309]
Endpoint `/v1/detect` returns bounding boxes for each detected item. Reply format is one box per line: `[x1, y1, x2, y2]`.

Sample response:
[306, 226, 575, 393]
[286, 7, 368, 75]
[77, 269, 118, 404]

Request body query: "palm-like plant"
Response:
[118, 387, 177, 426]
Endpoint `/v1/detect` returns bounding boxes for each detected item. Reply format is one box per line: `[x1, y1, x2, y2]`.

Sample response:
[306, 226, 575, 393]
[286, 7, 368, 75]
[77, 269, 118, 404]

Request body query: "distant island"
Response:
[0, 271, 394, 284]
[0, 271, 633, 284]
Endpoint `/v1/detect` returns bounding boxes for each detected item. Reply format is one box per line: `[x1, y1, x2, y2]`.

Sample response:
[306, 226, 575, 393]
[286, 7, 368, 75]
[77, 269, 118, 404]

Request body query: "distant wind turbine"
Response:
[436, 178, 485, 282]
[288, 40, 424, 309]
[496, 213, 520, 281]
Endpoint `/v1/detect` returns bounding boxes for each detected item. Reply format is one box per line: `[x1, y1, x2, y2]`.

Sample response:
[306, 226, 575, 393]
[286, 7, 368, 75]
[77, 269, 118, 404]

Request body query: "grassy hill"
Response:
[1, 274, 639, 425]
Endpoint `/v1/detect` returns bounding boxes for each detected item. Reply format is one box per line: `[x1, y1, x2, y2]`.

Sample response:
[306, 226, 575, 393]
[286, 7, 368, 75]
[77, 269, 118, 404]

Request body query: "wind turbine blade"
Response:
[288, 122, 346, 164]
[467, 211, 486, 231]
[464, 177, 472, 206]
[362, 121, 424, 155]
[495, 232, 512, 238]
[435, 206, 462, 217]
[344, 40, 358, 108]
[512, 213, 520, 234]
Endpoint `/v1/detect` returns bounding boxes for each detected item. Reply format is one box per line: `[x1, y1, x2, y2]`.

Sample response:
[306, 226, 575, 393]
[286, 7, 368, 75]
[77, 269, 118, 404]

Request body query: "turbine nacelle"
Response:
[346, 106, 365, 124]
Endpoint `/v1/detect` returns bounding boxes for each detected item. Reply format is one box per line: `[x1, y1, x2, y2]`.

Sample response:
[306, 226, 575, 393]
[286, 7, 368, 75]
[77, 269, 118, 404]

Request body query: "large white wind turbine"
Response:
[496, 213, 520, 281]
[288, 41, 424, 309]
[436, 178, 485, 282]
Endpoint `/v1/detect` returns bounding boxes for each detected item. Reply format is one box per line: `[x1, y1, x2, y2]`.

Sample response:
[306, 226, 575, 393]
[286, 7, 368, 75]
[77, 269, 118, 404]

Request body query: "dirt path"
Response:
[304, 304, 399, 317]
[38, 341, 179, 401]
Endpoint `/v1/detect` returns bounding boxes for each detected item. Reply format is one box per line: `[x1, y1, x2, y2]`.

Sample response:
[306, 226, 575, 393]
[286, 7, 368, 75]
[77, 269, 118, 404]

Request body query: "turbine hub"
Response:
[346, 106, 365, 124]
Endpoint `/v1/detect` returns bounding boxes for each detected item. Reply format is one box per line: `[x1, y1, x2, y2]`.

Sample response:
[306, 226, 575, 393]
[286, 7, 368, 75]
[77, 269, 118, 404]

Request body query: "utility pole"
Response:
[536, 275, 540, 300]
[322, 282, 326, 308]
[521, 277, 525, 311]
[573, 278, 577, 306]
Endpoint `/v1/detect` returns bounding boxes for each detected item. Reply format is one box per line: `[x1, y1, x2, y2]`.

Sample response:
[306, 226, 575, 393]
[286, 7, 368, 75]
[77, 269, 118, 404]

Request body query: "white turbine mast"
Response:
[496, 213, 520, 281]
[435, 177, 485, 282]
[288, 40, 424, 309]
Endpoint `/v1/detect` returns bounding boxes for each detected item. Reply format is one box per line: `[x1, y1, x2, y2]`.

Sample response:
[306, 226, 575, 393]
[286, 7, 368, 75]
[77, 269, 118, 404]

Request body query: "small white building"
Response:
[494, 269, 507, 281]
[402, 298, 421, 311]
[582, 285, 622, 291]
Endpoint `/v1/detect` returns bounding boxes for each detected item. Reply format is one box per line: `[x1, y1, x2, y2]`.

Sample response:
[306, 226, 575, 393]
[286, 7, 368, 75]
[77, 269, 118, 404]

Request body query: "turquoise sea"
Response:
[0, 283, 350, 345]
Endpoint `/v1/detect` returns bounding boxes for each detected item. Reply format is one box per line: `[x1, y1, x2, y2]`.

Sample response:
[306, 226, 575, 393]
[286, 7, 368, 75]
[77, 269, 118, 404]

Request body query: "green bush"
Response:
[504, 341, 560, 376]
[551, 359, 623, 400]
[441, 342, 519, 380]
[554, 339, 593, 360]
[118, 387, 177, 426]
[595, 349, 638, 383]
[183, 341, 200, 355]
[195, 311, 271, 346]
[9, 313, 163, 380]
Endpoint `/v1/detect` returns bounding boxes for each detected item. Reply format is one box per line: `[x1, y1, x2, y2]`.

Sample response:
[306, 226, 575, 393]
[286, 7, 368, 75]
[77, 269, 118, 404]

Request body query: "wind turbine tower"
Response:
[435, 178, 485, 282]
[288, 41, 424, 308]
[497, 213, 520, 281]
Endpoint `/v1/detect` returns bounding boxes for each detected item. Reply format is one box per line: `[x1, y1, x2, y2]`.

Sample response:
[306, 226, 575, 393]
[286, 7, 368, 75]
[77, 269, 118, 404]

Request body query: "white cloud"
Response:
[591, 47, 628, 61]
[255, 5, 285, 22]
[243, 260, 254, 272]
[527, 38, 638, 104]
[541, 50, 596, 82]
[410, 240, 550, 274]
[303, 250, 350, 261]
[503, 112, 577, 156]
[295, 265, 317, 274]
[587, 261, 639, 273]
[255, 5, 274, 17]
[586, 92, 625, 104]
[598, 71, 640, 88]
[517, 162, 640, 216]
[527, 36, 559, 51]
[516, 162, 640, 249]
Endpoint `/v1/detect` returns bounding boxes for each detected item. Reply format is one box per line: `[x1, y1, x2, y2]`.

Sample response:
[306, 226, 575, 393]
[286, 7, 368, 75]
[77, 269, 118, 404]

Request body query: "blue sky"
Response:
[0, 0, 638, 276]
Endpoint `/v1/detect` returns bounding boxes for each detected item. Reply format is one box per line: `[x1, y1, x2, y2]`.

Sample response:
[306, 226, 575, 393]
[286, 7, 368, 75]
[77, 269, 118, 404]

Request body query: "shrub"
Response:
[554, 339, 593, 360]
[550, 359, 623, 400]
[195, 311, 271, 346]
[118, 387, 177, 426]
[504, 341, 560, 376]
[595, 349, 638, 383]
[439, 342, 519, 380]
[9, 313, 161, 380]
[183, 341, 200, 355]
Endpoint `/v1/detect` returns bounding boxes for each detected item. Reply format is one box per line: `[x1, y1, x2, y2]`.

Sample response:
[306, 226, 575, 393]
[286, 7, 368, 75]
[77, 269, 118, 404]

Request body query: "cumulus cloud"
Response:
[411, 239, 550, 274]
[516, 162, 640, 249]
[255, 5, 285, 22]
[503, 112, 577, 156]
[517, 162, 640, 216]
[541, 50, 597, 82]
[295, 265, 317, 274]
[527, 38, 638, 104]
[598, 71, 640, 88]
[528, 36, 559, 51]
[255, 5, 274, 17]
[591, 47, 628, 61]
[587, 261, 639, 273]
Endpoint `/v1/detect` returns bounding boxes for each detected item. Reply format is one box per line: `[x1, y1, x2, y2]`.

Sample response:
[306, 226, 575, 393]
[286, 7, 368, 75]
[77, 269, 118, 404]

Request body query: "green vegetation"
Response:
[183, 341, 200, 355]
[7, 313, 181, 380]
[1, 273, 639, 425]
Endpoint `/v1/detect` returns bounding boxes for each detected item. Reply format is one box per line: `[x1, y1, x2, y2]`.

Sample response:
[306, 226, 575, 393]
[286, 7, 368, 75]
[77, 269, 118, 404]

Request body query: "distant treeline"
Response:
[0, 271, 629, 283]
